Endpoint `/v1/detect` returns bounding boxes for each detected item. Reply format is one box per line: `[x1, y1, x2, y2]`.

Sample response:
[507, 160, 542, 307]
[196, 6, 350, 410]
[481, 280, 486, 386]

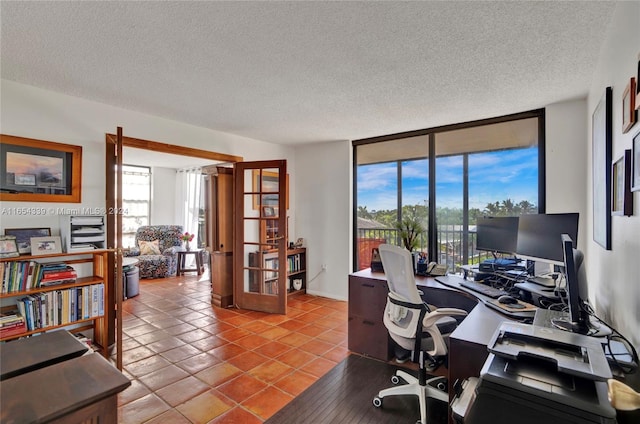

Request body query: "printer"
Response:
[452, 322, 616, 424]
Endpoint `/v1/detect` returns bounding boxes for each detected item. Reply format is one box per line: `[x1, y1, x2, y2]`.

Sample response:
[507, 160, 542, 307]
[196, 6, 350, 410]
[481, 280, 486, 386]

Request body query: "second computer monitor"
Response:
[476, 216, 519, 255]
[515, 213, 579, 265]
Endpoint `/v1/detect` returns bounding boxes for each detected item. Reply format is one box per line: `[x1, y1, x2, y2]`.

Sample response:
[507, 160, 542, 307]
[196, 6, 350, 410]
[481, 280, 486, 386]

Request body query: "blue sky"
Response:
[357, 147, 538, 212]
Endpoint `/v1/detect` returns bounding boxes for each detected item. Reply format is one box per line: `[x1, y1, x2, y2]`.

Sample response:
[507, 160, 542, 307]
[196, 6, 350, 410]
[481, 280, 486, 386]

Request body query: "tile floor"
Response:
[116, 271, 349, 423]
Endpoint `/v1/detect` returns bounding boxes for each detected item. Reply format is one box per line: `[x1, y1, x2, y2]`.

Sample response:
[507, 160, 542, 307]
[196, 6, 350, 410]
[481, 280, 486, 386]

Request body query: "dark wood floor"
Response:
[265, 354, 449, 424]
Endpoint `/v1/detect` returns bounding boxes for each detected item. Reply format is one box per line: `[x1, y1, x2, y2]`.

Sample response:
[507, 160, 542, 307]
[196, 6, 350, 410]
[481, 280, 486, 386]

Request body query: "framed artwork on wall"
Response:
[0, 134, 82, 203]
[611, 150, 633, 216]
[632, 130, 640, 192]
[622, 77, 637, 134]
[592, 87, 612, 250]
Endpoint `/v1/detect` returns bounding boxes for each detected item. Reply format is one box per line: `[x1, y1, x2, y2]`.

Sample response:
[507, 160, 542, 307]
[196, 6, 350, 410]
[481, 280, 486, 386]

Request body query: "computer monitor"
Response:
[551, 234, 590, 334]
[515, 213, 579, 266]
[475, 216, 519, 256]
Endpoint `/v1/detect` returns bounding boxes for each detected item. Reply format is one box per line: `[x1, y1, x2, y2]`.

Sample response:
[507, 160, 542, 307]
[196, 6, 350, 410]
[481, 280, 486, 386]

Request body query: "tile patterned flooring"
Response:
[116, 271, 349, 423]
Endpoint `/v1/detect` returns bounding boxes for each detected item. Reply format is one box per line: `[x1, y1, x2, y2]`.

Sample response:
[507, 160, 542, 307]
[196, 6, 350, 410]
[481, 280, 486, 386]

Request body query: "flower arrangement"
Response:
[181, 232, 195, 243]
[181, 232, 195, 250]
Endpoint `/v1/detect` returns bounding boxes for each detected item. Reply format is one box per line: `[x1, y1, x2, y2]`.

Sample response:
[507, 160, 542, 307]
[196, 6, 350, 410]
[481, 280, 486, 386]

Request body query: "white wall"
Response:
[585, 2, 640, 350]
[0, 80, 294, 236]
[150, 167, 177, 225]
[294, 140, 352, 301]
[545, 99, 589, 248]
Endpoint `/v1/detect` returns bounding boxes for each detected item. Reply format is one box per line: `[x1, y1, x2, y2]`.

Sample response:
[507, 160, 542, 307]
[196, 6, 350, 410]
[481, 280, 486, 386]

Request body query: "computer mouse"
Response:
[498, 295, 518, 305]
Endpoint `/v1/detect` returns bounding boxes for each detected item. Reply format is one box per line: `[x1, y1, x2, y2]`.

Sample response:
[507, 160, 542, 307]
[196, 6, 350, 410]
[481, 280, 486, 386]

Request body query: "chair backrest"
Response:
[135, 225, 184, 251]
[378, 244, 422, 304]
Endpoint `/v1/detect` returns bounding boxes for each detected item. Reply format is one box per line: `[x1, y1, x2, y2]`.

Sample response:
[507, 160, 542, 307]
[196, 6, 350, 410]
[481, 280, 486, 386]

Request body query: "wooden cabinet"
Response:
[204, 165, 234, 307]
[0, 250, 112, 358]
[248, 248, 307, 296]
[348, 273, 392, 361]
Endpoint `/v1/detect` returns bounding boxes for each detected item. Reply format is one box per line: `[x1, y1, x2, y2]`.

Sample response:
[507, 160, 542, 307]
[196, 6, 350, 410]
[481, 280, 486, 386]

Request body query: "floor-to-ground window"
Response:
[353, 110, 544, 272]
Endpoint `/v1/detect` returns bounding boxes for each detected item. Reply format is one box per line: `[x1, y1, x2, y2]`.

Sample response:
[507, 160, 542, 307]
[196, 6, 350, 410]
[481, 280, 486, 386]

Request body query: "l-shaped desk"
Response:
[348, 268, 640, 424]
[348, 269, 537, 424]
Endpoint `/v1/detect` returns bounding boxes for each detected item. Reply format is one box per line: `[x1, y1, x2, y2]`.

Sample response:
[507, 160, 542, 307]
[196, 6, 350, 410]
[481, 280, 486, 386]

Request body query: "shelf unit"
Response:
[248, 248, 306, 296]
[60, 215, 106, 253]
[0, 250, 111, 358]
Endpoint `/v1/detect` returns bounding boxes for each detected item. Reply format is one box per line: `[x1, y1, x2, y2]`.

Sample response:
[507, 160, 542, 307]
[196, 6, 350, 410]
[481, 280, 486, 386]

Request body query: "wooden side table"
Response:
[177, 249, 204, 276]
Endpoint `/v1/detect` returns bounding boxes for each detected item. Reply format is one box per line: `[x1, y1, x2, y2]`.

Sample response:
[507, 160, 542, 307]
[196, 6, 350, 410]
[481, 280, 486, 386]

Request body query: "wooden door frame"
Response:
[105, 132, 243, 365]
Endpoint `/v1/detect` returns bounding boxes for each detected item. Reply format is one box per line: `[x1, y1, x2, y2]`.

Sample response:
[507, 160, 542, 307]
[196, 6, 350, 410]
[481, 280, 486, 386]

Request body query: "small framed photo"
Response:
[262, 206, 277, 218]
[612, 150, 633, 216]
[632, 131, 640, 192]
[0, 236, 20, 258]
[30, 236, 63, 256]
[4, 228, 52, 254]
[622, 77, 637, 134]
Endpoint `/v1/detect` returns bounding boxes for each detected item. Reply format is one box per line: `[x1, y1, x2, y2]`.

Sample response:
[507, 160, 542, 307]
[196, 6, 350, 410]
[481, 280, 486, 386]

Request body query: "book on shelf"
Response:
[1, 261, 78, 293]
[13, 283, 104, 331]
[0, 319, 27, 338]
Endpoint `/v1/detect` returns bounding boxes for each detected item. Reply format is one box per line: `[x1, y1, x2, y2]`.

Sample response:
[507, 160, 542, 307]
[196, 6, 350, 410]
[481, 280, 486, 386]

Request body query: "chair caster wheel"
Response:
[391, 375, 401, 384]
[416, 420, 423, 424]
[373, 396, 382, 408]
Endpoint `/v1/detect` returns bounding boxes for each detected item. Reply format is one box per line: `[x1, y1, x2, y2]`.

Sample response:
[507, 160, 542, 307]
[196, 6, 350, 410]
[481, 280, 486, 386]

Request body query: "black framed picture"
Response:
[592, 87, 612, 250]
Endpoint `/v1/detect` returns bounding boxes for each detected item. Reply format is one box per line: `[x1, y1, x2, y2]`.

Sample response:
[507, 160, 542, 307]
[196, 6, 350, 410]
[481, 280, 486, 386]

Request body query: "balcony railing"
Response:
[356, 226, 491, 272]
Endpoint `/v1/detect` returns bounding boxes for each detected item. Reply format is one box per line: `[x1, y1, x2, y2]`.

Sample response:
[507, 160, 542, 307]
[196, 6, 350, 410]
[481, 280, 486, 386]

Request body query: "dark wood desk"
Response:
[1, 353, 130, 423]
[348, 269, 640, 424]
[0, 330, 88, 381]
[348, 269, 532, 424]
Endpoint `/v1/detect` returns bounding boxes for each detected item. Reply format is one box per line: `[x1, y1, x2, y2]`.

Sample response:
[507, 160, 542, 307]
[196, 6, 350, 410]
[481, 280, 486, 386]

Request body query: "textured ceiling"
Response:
[1, 1, 617, 145]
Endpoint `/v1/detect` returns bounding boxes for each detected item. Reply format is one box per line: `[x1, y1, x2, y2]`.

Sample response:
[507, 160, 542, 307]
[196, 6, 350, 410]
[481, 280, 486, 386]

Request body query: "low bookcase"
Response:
[0, 249, 111, 358]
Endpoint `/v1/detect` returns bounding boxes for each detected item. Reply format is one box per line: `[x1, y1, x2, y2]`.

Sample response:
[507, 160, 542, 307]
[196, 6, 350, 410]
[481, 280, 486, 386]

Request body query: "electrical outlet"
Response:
[321, 263, 327, 271]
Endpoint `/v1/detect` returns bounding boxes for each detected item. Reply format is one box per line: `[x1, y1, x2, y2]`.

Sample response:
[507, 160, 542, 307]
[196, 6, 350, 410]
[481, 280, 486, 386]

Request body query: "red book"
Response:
[41, 270, 77, 280]
[0, 321, 26, 338]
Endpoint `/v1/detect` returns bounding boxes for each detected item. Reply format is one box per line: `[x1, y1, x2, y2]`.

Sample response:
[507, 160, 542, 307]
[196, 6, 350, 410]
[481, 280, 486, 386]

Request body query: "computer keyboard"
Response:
[458, 280, 505, 299]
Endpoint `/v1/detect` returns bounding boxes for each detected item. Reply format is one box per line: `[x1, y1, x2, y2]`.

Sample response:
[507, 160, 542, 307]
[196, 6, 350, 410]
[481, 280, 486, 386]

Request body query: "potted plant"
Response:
[395, 215, 425, 252]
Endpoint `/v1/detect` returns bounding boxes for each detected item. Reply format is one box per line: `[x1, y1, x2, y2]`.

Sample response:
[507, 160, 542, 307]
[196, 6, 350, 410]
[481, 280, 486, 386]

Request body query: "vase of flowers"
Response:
[181, 232, 194, 251]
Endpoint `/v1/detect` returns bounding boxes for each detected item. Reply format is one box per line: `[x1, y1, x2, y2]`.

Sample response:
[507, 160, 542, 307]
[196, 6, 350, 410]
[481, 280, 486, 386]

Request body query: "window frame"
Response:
[352, 109, 546, 271]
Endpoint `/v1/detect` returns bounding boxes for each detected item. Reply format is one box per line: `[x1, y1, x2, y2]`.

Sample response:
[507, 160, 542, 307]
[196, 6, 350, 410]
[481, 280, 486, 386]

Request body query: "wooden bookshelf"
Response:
[248, 248, 307, 296]
[0, 250, 111, 358]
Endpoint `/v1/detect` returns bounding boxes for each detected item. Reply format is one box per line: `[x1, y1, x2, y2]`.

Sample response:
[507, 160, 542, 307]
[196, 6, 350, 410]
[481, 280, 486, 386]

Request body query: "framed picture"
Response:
[622, 78, 637, 134]
[262, 206, 277, 218]
[612, 150, 633, 216]
[4, 228, 52, 255]
[30, 236, 63, 256]
[636, 53, 640, 111]
[632, 130, 640, 192]
[0, 236, 20, 259]
[0, 134, 82, 203]
[592, 87, 612, 250]
[252, 170, 289, 210]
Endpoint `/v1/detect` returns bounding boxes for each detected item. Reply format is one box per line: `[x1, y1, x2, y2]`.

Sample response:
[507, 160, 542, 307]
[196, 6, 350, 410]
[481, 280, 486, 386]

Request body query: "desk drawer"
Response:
[349, 276, 388, 319]
[348, 315, 392, 361]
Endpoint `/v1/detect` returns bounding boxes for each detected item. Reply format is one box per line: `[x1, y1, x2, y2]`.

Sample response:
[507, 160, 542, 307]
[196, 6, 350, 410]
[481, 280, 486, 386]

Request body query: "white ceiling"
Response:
[1, 1, 617, 146]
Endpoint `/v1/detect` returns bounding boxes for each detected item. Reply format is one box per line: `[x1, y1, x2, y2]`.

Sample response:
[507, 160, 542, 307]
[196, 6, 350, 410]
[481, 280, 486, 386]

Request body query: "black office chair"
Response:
[373, 244, 468, 424]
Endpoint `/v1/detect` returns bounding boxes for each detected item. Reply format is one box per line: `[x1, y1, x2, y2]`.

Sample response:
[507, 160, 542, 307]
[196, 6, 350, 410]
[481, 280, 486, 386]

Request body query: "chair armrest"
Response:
[163, 246, 178, 256]
[124, 248, 140, 257]
[422, 308, 468, 328]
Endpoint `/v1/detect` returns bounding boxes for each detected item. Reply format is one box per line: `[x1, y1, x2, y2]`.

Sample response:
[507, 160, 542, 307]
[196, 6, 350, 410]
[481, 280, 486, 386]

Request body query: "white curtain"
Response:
[175, 167, 202, 249]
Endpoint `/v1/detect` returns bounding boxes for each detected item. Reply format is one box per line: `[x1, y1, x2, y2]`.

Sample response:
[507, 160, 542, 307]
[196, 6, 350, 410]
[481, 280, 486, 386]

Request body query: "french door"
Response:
[233, 160, 288, 314]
